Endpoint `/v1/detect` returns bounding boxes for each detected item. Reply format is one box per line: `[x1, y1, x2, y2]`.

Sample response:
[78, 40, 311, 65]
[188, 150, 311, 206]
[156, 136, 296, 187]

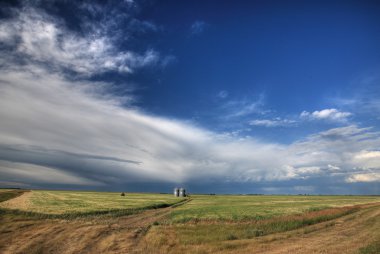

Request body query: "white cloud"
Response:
[346, 173, 380, 183]
[355, 150, 380, 160]
[327, 164, 341, 171]
[0, 7, 162, 76]
[352, 150, 380, 169]
[300, 108, 352, 122]
[249, 108, 352, 128]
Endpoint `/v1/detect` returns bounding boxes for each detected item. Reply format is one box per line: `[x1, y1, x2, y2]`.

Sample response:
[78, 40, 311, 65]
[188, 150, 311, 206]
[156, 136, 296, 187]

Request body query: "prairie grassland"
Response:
[169, 194, 380, 223]
[0, 190, 379, 254]
[0, 190, 182, 215]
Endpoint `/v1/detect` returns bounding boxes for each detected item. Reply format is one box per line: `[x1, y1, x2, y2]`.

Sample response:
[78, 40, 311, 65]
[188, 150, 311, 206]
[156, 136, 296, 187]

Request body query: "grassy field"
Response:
[1, 190, 379, 219]
[0, 190, 183, 215]
[140, 194, 380, 251]
[0, 190, 379, 253]
[169, 194, 380, 223]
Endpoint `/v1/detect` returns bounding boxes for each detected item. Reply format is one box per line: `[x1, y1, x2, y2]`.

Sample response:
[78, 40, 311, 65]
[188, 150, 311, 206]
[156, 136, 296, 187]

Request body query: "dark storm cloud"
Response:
[0, 144, 141, 164]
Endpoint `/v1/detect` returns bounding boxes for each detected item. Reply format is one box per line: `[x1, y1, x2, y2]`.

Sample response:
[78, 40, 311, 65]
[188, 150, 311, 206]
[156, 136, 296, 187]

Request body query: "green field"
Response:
[0, 190, 183, 214]
[170, 194, 380, 223]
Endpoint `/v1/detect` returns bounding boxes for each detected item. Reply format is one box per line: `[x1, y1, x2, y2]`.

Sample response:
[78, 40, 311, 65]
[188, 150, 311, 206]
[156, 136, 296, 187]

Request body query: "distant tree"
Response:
[121, 192, 125, 196]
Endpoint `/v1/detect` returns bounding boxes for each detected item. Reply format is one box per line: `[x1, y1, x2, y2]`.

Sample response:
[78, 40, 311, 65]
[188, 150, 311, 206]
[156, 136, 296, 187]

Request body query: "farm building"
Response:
[173, 187, 186, 197]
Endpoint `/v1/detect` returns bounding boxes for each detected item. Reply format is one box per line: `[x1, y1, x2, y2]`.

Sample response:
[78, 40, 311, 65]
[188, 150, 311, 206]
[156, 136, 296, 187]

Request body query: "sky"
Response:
[0, 0, 379, 194]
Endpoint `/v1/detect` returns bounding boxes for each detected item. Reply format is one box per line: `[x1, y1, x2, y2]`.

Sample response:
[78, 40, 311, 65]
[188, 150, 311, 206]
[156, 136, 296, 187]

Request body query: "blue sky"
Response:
[0, 0, 379, 194]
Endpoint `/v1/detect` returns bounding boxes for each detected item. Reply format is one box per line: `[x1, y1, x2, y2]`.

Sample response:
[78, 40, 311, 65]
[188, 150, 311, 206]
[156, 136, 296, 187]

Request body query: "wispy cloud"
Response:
[329, 71, 380, 120]
[248, 108, 353, 129]
[190, 20, 208, 35]
[217, 90, 229, 99]
[222, 93, 269, 118]
[249, 118, 296, 127]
